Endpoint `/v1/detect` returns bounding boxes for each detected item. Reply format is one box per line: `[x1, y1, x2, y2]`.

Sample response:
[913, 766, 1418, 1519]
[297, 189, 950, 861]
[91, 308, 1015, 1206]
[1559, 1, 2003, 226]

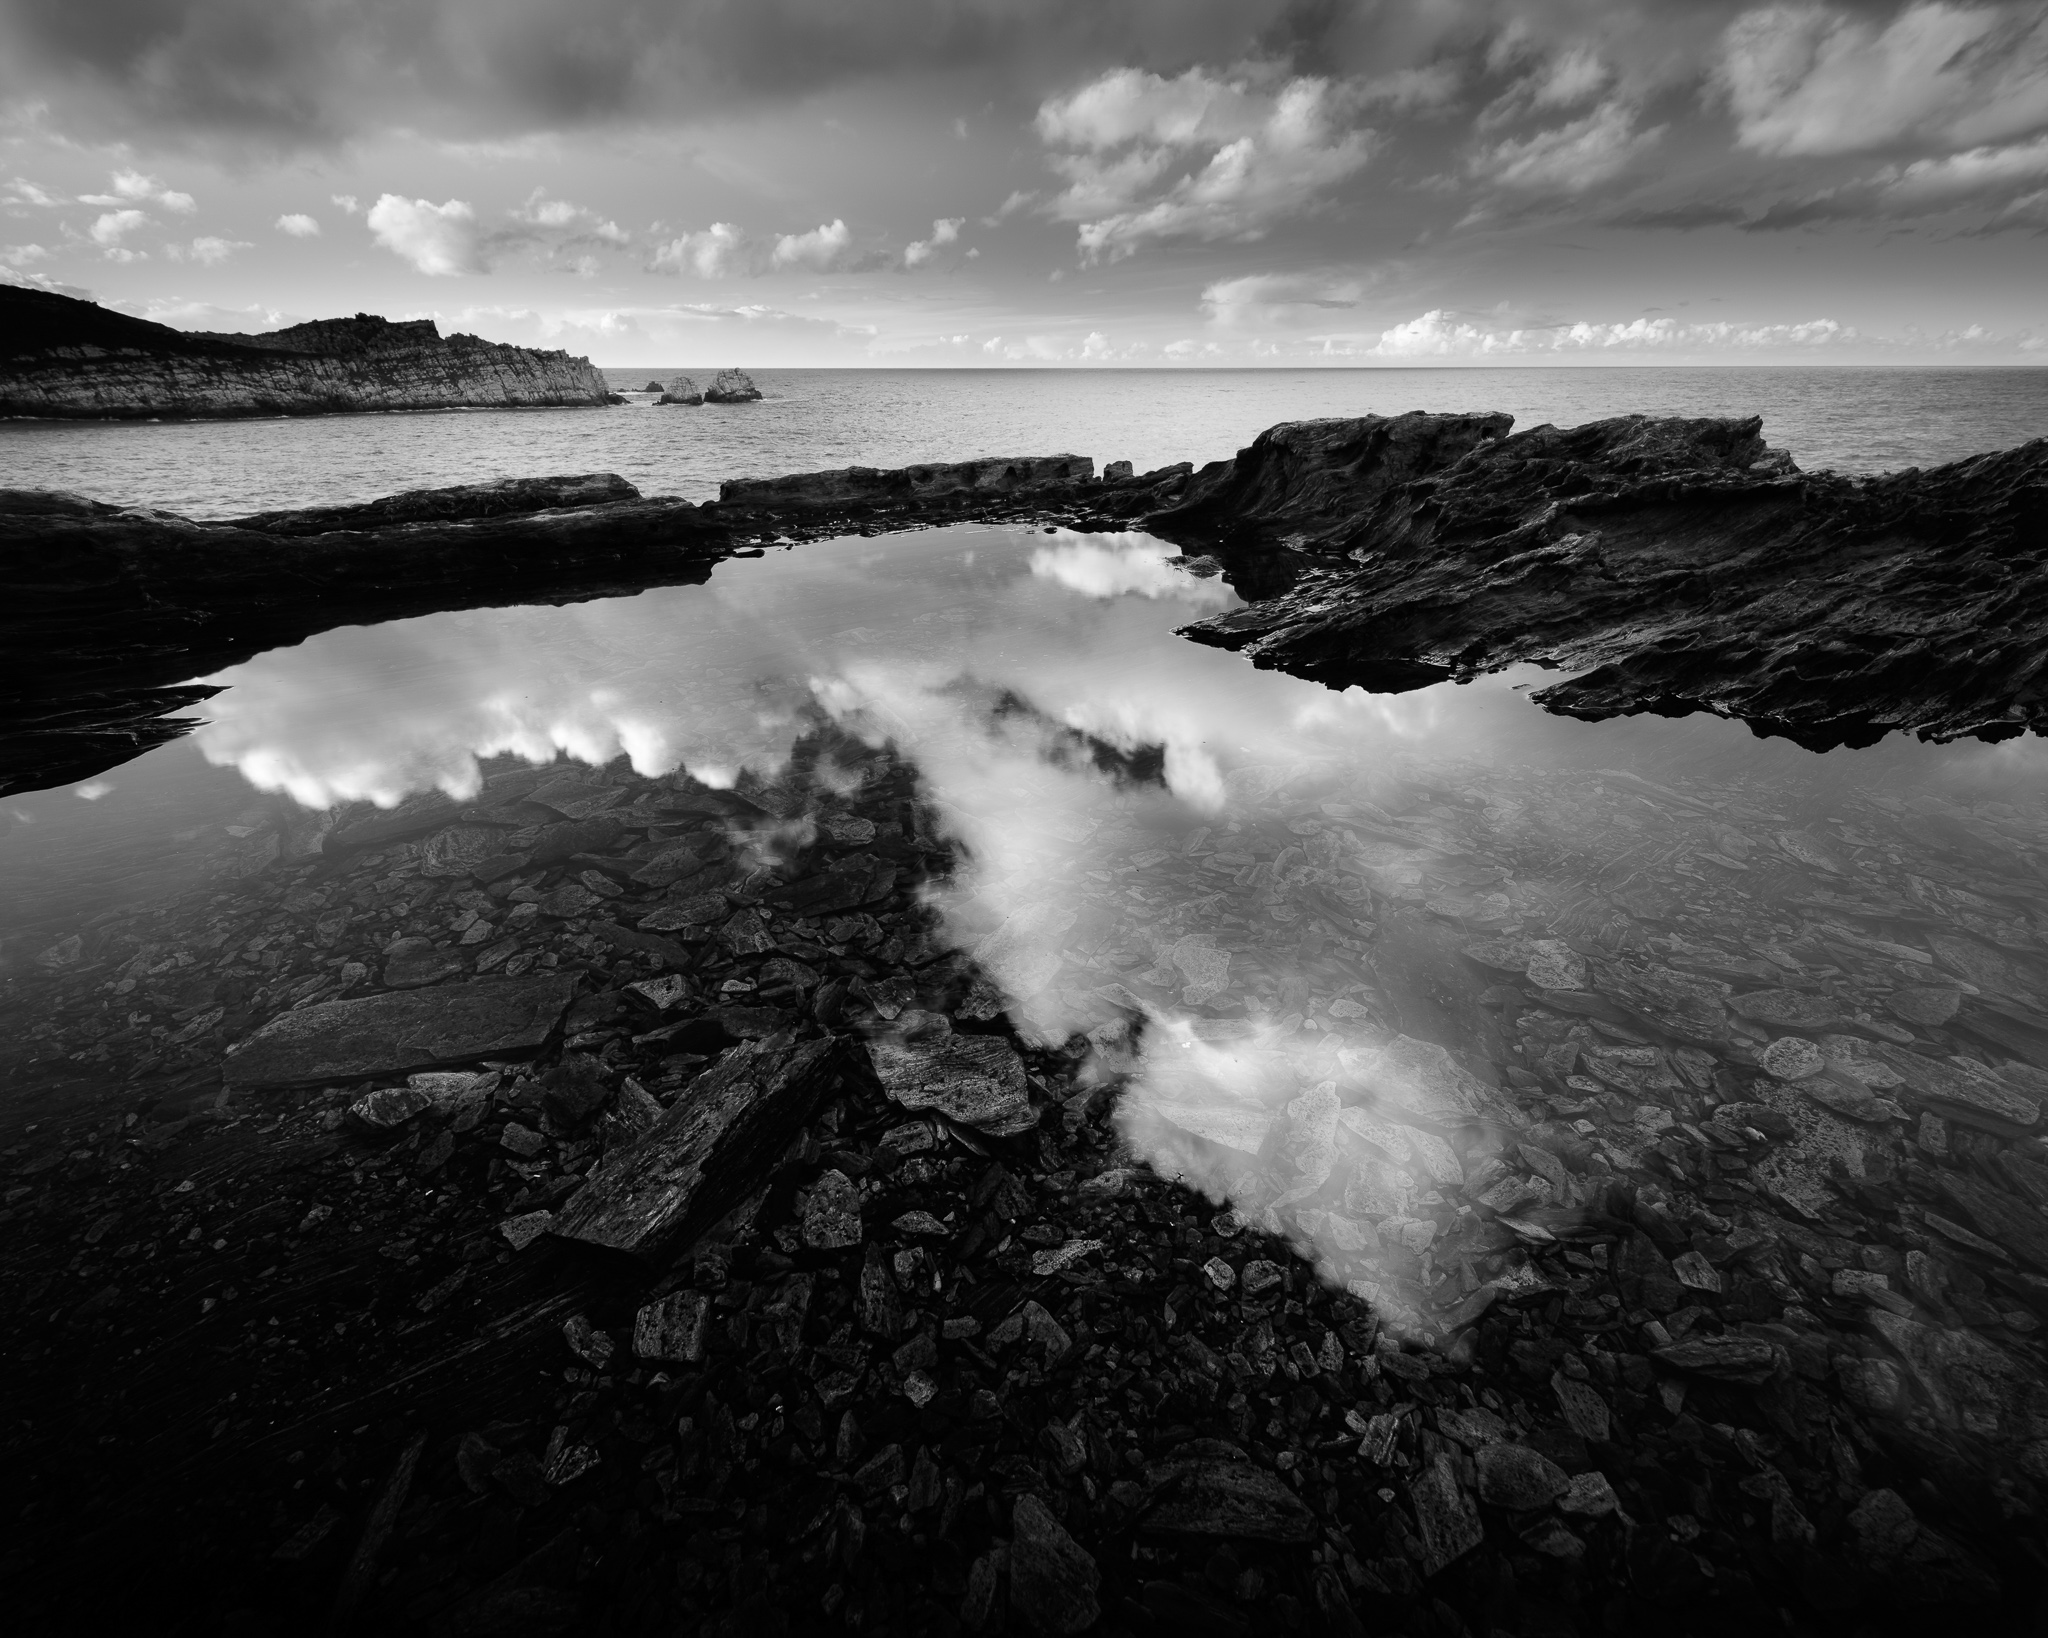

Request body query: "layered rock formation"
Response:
[1170, 412, 2048, 750]
[657, 375, 704, 405]
[0, 286, 615, 418]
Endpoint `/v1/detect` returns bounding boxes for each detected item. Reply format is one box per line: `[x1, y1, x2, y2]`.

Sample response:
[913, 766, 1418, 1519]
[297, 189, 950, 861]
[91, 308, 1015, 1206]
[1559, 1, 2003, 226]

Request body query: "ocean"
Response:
[4, 365, 2047, 518]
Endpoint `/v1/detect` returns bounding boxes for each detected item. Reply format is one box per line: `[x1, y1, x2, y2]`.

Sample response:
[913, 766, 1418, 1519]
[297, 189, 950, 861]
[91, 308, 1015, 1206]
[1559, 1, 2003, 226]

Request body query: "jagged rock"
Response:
[1008, 1494, 1100, 1635]
[1140, 1456, 1317, 1542]
[1475, 1443, 1571, 1510]
[1176, 411, 2048, 748]
[550, 1037, 838, 1262]
[223, 973, 577, 1087]
[703, 368, 762, 403]
[1, 285, 614, 418]
[657, 375, 703, 406]
[381, 936, 466, 989]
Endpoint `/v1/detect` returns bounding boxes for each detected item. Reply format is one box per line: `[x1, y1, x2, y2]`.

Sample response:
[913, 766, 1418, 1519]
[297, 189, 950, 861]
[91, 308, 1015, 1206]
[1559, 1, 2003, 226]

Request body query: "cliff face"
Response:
[0, 286, 614, 418]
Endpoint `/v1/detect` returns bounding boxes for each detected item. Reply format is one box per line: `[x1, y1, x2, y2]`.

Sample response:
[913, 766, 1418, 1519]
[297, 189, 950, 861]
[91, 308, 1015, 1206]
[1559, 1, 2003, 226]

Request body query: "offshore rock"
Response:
[703, 368, 762, 403]
[657, 375, 704, 406]
[1174, 411, 2048, 749]
[0, 286, 613, 418]
[223, 973, 577, 1088]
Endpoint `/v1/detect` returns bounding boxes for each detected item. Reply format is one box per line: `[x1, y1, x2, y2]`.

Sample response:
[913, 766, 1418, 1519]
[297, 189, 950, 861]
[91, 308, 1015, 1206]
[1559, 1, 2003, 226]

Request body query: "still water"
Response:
[4, 366, 2048, 517]
[6, 523, 2047, 1347]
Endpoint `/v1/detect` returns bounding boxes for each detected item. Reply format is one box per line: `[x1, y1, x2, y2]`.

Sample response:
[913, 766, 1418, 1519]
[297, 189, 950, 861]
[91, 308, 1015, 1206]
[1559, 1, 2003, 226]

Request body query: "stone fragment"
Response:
[1475, 1443, 1571, 1510]
[500, 1122, 545, 1158]
[1558, 1471, 1619, 1518]
[803, 1170, 863, 1249]
[1031, 1239, 1104, 1277]
[1671, 1250, 1723, 1293]
[551, 1037, 838, 1262]
[224, 973, 577, 1088]
[1551, 1372, 1612, 1443]
[1141, 1456, 1317, 1543]
[498, 1210, 553, 1250]
[1240, 1259, 1285, 1296]
[1008, 1493, 1101, 1636]
[633, 1291, 711, 1364]
[1202, 1257, 1236, 1291]
[382, 930, 471, 983]
[562, 1314, 613, 1368]
[1407, 1454, 1484, 1574]
[1651, 1335, 1781, 1383]
[1888, 986, 1962, 1026]
[347, 1087, 435, 1131]
[1731, 990, 1844, 1030]
[867, 1032, 1036, 1136]
[858, 1242, 906, 1339]
[1761, 1037, 1824, 1080]
[640, 892, 731, 930]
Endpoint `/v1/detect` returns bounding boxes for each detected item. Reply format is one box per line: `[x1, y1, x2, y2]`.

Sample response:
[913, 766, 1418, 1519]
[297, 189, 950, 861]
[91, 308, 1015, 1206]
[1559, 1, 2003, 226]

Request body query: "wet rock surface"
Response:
[1172, 411, 2048, 749]
[5, 704, 2048, 1636]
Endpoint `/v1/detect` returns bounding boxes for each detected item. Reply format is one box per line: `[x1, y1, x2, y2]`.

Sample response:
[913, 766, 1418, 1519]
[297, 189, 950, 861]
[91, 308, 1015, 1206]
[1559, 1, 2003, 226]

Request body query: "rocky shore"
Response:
[4, 411, 2048, 1634]
[0, 287, 616, 419]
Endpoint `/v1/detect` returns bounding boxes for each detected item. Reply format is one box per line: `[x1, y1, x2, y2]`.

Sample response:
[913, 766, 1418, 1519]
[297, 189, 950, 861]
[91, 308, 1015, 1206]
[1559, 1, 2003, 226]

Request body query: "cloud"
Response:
[1878, 134, 2048, 205]
[1038, 65, 1375, 260]
[88, 207, 148, 245]
[331, 193, 361, 213]
[903, 216, 963, 267]
[771, 218, 856, 270]
[3, 177, 64, 207]
[365, 193, 484, 275]
[1715, 2, 2048, 156]
[649, 217, 872, 276]
[166, 234, 251, 264]
[79, 168, 195, 211]
[1, 242, 49, 266]
[1200, 271, 1364, 329]
[511, 188, 629, 244]
[1358, 307, 1865, 356]
[0, 0, 1288, 148]
[274, 211, 320, 236]
[649, 221, 755, 277]
[1472, 97, 1661, 192]
[0, 263, 91, 296]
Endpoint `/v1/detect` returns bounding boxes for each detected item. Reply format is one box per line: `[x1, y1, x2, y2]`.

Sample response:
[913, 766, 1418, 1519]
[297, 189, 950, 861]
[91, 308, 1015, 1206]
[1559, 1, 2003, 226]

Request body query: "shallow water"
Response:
[8, 523, 2047, 1349]
[5, 365, 2048, 517]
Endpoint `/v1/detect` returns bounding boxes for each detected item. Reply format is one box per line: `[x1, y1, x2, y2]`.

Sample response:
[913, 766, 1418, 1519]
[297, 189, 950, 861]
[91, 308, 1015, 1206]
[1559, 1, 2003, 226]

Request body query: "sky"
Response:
[3, 0, 2047, 366]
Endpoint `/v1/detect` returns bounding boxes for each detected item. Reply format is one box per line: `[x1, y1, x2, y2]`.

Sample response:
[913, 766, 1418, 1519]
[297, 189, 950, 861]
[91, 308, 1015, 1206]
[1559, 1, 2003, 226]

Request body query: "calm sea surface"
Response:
[4, 366, 2046, 518]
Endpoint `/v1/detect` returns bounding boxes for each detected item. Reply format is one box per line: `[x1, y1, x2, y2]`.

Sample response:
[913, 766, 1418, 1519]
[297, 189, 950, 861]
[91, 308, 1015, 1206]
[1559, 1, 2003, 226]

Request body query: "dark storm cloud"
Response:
[0, 0, 1317, 145]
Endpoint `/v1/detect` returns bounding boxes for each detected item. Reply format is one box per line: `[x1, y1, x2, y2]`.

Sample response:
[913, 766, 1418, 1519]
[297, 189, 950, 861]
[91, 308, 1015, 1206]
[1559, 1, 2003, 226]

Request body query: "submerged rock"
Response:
[223, 972, 577, 1087]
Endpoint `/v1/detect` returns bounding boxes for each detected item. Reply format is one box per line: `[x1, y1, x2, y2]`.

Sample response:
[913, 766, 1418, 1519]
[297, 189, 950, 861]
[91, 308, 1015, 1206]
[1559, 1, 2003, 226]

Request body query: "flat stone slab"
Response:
[867, 1032, 1036, 1136]
[223, 973, 577, 1088]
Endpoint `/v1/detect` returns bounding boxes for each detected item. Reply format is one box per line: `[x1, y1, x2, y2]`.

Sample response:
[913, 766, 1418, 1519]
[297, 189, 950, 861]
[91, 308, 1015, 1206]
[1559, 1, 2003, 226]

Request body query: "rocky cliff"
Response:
[0, 286, 615, 418]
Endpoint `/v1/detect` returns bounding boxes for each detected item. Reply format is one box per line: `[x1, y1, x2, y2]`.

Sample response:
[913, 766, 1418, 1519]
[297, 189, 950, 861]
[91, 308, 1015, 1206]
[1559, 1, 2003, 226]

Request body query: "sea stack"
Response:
[657, 375, 704, 405]
[704, 368, 763, 402]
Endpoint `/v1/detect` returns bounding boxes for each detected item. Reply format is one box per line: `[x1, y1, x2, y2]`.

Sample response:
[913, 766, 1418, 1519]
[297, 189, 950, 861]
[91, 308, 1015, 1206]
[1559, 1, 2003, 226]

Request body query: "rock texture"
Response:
[657, 375, 704, 405]
[702, 368, 762, 403]
[0, 285, 614, 418]
[720, 453, 1093, 510]
[1171, 411, 2048, 750]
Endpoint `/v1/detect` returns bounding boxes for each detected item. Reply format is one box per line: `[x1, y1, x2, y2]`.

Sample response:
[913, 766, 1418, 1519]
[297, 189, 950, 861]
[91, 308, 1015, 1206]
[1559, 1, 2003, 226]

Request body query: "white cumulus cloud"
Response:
[649, 221, 755, 277]
[275, 212, 321, 237]
[366, 194, 484, 275]
[167, 235, 252, 264]
[903, 216, 963, 267]
[771, 218, 855, 271]
[1361, 308, 1862, 357]
[89, 208, 148, 245]
[80, 169, 194, 212]
[1037, 66, 1375, 261]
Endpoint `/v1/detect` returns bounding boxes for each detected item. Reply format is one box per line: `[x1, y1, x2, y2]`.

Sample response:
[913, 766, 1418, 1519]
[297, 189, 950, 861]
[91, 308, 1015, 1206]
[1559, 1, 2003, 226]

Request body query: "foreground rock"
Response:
[657, 374, 704, 405]
[0, 285, 615, 418]
[223, 973, 577, 1087]
[1172, 411, 2048, 749]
